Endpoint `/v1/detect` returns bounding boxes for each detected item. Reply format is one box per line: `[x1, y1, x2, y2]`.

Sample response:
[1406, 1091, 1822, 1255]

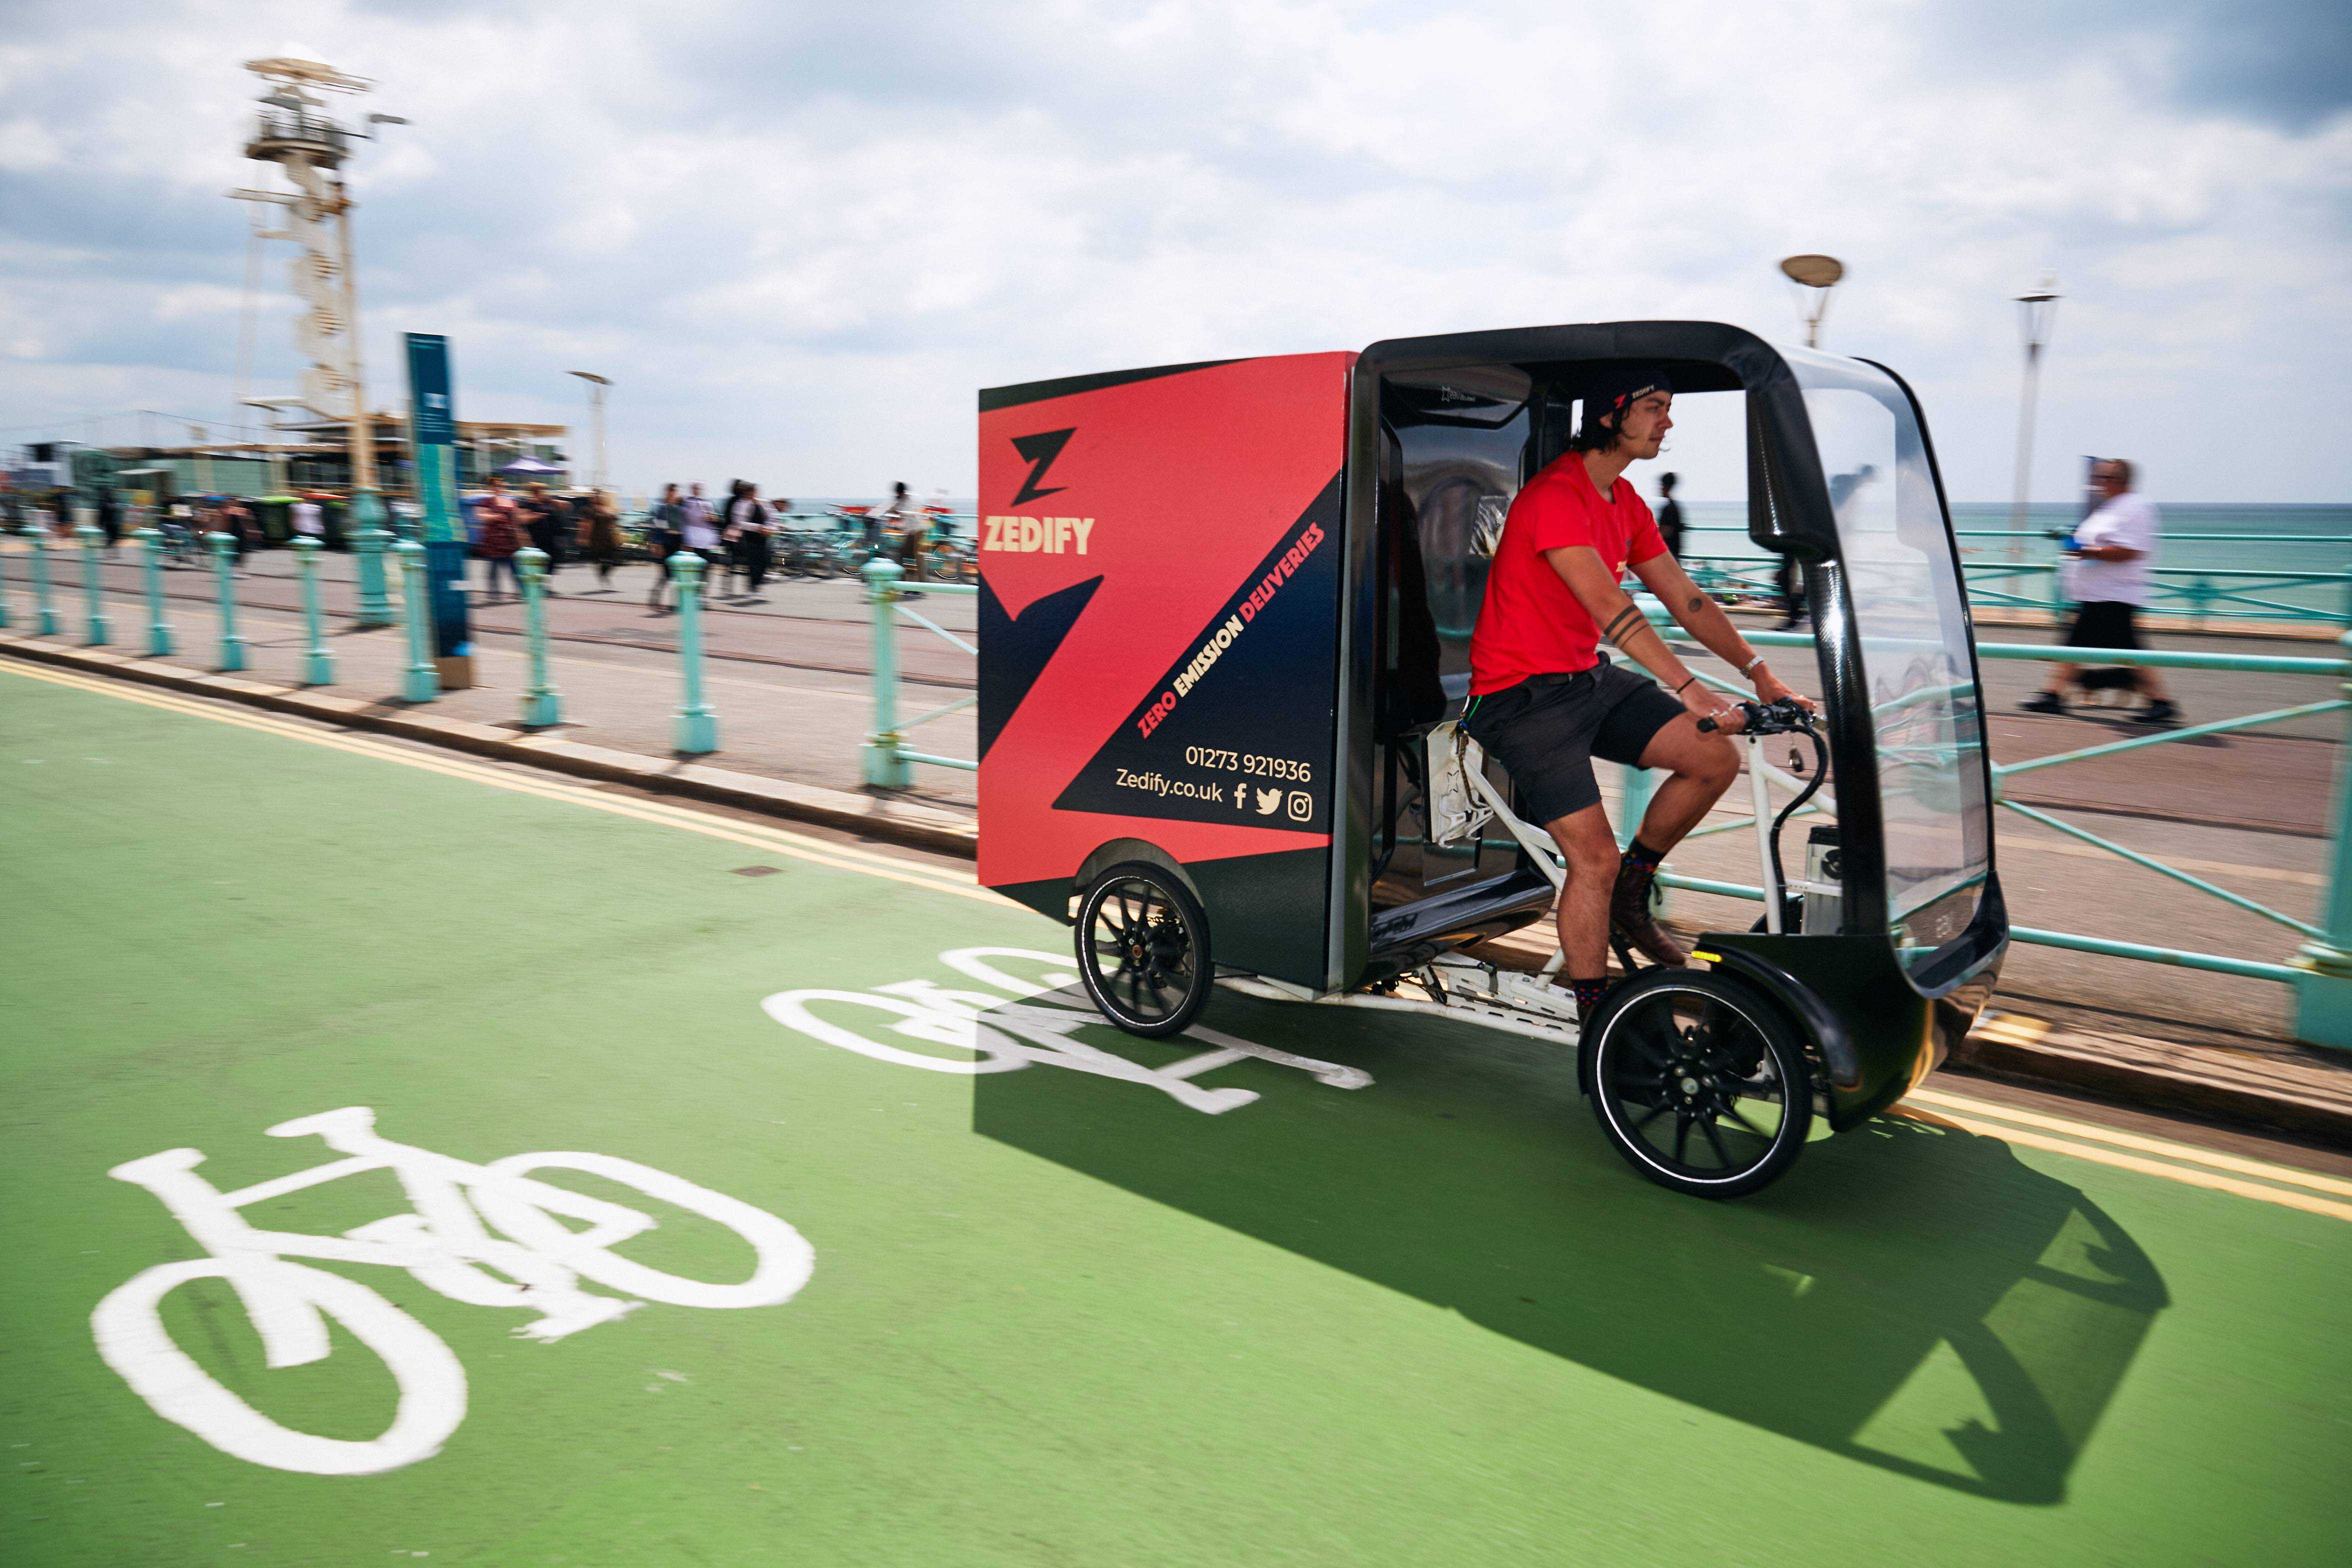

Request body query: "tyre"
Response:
[1584, 970, 1813, 1198]
[1074, 862, 1212, 1038]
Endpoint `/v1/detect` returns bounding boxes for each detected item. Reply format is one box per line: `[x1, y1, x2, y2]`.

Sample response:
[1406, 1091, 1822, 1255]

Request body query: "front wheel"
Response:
[1584, 970, 1813, 1198]
[1075, 862, 1212, 1038]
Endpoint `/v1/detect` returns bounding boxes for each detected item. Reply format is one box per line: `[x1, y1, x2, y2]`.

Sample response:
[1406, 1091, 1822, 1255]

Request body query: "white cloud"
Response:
[0, 0, 2345, 501]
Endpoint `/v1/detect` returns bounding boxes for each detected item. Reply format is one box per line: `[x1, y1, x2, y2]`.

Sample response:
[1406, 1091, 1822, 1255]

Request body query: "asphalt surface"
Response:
[6, 662, 2350, 1566]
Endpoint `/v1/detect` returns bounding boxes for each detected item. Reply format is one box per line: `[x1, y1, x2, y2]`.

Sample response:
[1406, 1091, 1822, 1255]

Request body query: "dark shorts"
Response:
[2062, 600, 2142, 652]
[1462, 661, 1685, 827]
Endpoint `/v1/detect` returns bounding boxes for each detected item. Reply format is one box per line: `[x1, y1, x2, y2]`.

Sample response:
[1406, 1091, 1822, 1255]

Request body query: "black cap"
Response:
[1586, 362, 1674, 423]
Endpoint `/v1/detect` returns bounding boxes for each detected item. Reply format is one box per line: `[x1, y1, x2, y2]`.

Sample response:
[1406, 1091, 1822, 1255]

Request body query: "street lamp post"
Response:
[568, 372, 611, 494]
[2008, 274, 2061, 564]
[1778, 254, 1846, 348]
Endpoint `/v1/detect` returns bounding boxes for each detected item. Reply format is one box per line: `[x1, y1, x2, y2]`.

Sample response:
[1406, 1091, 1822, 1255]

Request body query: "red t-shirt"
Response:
[1468, 454, 1668, 694]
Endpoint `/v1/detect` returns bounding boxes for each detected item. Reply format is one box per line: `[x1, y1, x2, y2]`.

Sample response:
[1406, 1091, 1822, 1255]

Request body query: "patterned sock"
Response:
[1568, 976, 1612, 1016]
[1622, 838, 1668, 876]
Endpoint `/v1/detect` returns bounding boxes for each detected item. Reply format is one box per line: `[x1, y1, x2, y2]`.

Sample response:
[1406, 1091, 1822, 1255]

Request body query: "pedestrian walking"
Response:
[216, 496, 254, 570]
[726, 482, 774, 600]
[1654, 472, 1684, 560]
[475, 476, 525, 603]
[897, 492, 932, 582]
[290, 494, 324, 546]
[578, 490, 624, 590]
[680, 482, 722, 582]
[520, 483, 570, 592]
[868, 482, 912, 559]
[2024, 458, 2178, 726]
[713, 480, 748, 595]
[646, 484, 686, 613]
[96, 488, 124, 555]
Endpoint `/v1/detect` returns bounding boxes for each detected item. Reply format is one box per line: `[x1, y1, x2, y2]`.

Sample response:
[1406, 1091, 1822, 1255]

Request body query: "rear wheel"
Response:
[1584, 970, 1812, 1198]
[1075, 863, 1212, 1038]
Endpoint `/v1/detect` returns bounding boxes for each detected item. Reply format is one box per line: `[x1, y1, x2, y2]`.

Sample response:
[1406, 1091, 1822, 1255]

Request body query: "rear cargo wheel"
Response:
[1584, 970, 1811, 1198]
[1076, 863, 1211, 1038]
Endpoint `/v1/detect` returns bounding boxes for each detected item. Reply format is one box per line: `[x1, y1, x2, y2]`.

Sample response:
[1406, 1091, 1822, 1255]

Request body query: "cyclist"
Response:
[1462, 363, 1810, 1018]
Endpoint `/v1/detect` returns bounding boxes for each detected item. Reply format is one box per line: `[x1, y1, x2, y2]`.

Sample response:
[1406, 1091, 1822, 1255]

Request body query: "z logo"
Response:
[1011, 428, 1076, 507]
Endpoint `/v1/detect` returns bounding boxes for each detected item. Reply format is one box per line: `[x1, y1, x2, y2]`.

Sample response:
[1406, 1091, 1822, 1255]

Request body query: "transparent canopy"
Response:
[1782, 347, 1990, 972]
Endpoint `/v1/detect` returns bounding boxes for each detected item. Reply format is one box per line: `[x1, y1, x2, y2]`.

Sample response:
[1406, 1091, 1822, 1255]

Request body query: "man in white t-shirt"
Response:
[2024, 458, 2178, 726]
[291, 498, 324, 539]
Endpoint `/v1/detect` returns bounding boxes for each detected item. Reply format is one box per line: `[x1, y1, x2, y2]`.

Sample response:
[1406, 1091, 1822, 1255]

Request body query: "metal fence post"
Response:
[349, 488, 396, 628]
[294, 536, 335, 686]
[2294, 630, 2352, 1052]
[516, 546, 562, 728]
[26, 524, 58, 636]
[134, 527, 173, 656]
[395, 538, 438, 702]
[1615, 762, 1656, 849]
[74, 524, 111, 646]
[670, 552, 720, 754]
[204, 531, 247, 671]
[862, 556, 911, 787]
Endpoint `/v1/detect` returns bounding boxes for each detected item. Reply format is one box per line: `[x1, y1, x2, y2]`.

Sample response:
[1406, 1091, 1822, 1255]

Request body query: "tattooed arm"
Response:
[1628, 550, 1810, 710]
[1541, 546, 1731, 724]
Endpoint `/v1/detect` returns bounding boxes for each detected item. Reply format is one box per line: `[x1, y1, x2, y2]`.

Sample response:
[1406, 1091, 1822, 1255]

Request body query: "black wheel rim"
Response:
[1599, 990, 1794, 1182]
[1086, 877, 1196, 1026]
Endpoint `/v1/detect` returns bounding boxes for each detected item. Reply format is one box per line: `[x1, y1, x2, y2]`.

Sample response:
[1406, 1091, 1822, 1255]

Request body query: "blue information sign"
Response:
[404, 334, 472, 664]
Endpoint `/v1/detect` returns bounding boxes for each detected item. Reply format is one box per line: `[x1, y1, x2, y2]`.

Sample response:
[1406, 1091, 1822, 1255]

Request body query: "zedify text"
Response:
[982, 516, 1096, 554]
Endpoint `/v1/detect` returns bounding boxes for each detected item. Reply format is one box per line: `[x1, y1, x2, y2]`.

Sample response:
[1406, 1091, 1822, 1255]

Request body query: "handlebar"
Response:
[1696, 697, 1818, 736]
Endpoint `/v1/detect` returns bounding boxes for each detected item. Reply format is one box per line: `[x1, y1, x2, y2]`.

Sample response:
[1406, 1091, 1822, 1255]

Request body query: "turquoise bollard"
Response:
[395, 538, 438, 702]
[668, 552, 720, 754]
[75, 523, 111, 646]
[294, 536, 335, 686]
[204, 531, 248, 670]
[860, 556, 910, 787]
[349, 488, 395, 628]
[516, 546, 562, 728]
[26, 524, 59, 636]
[134, 527, 174, 656]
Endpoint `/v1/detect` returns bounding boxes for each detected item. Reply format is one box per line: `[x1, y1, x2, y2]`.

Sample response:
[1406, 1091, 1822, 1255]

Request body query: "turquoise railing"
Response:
[1674, 524, 2352, 629]
[1634, 612, 2352, 1048]
[860, 558, 978, 784]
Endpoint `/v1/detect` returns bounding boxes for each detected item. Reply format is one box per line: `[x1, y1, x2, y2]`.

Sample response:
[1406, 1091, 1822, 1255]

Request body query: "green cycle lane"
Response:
[2, 666, 2346, 1567]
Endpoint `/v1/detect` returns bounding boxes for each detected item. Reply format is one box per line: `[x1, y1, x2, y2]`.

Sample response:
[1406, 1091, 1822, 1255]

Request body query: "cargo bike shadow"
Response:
[969, 988, 2168, 1508]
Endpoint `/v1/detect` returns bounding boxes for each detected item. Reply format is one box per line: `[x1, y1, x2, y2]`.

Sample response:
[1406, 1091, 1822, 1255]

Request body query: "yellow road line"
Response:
[0, 658, 998, 904]
[1895, 1105, 2352, 1225]
[1912, 1086, 2352, 1200]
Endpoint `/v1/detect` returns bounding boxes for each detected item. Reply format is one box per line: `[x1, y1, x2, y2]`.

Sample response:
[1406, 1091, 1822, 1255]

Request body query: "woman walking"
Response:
[578, 490, 624, 590]
[476, 476, 524, 604]
[726, 482, 774, 600]
[646, 484, 685, 614]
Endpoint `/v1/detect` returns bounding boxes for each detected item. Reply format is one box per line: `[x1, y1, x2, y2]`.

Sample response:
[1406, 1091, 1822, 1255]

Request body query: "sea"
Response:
[662, 494, 2352, 617]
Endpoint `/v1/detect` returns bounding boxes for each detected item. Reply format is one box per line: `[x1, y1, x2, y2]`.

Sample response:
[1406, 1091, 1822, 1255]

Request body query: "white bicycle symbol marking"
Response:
[92, 1106, 813, 1476]
[762, 946, 1370, 1112]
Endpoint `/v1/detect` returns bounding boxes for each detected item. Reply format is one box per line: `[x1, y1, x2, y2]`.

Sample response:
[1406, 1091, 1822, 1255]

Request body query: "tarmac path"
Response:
[4, 664, 2348, 1566]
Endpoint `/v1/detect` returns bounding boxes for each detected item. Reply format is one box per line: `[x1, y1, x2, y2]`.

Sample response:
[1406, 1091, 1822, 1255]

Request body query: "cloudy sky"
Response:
[2, 0, 2346, 502]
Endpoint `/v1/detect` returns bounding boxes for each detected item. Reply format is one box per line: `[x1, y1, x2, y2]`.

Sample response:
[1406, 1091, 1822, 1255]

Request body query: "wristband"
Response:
[1742, 654, 1766, 676]
[1674, 675, 1698, 694]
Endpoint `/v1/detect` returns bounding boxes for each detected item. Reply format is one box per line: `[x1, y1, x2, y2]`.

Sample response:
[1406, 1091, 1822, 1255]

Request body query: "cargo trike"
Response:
[974, 321, 2005, 1196]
